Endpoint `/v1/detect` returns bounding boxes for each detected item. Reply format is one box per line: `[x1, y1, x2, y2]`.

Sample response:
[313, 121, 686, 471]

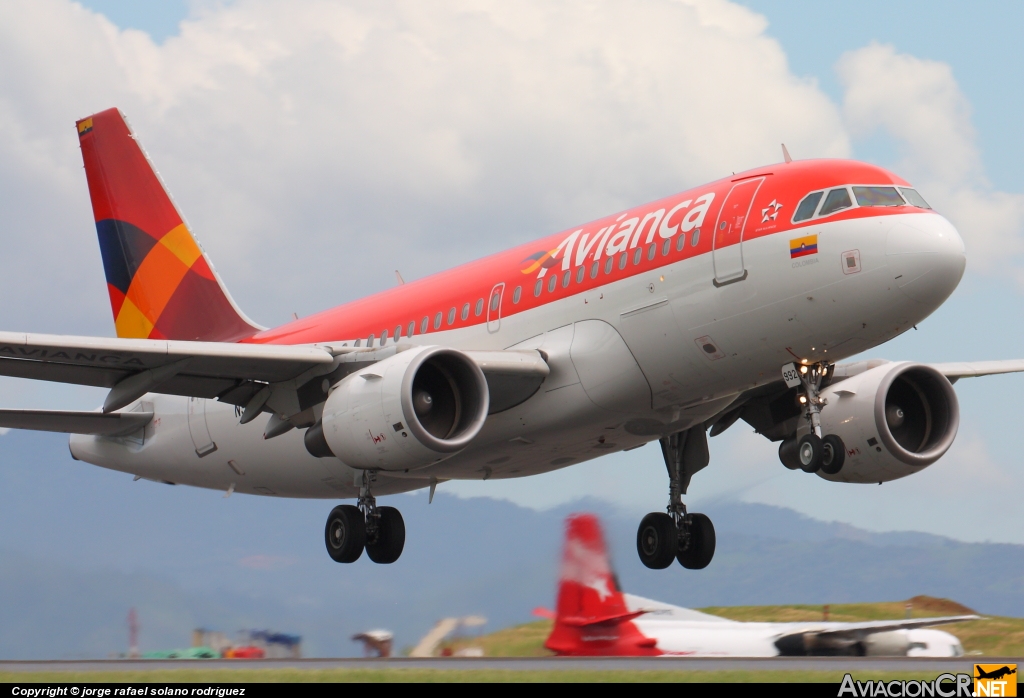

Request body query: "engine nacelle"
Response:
[813, 362, 959, 483]
[307, 345, 489, 471]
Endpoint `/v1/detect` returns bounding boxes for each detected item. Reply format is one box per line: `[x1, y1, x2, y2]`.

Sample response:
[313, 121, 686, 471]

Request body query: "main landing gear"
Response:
[778, 362, 846, 475]
[637, 428, 717, 570]
[325, 471, 406, 564]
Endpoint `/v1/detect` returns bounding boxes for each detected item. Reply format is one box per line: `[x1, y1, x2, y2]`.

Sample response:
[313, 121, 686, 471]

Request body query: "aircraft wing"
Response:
[0, 330, 337, 410]
[775, 614, 980, 645]
[930, 360, 1024, 380]
[0, 409, 153, 436]
[0, 331, 549, 418]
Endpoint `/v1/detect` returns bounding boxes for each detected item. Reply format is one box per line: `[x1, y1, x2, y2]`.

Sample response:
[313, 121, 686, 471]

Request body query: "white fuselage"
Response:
[70, 211, 965, 499]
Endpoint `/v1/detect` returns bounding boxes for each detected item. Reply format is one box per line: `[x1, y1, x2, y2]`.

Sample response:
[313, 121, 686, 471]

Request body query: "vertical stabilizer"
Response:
[76, 108, 260, 342]
[544, 514, 659, 656]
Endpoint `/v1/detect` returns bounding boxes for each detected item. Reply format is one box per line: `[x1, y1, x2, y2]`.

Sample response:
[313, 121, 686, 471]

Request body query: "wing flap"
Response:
[0, 409, 152, 436]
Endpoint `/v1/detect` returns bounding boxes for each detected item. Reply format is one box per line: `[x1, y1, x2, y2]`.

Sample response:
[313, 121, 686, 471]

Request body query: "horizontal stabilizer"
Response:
[558, 610, 647, 627]
[0, 409, 152, 436]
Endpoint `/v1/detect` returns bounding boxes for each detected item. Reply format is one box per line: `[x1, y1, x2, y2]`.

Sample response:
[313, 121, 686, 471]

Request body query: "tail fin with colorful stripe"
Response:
[76, 108, 260, 342]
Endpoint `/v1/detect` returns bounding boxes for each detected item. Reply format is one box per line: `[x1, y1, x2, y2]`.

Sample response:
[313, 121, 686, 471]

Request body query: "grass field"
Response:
[0, 669, 947, 683]
[445, 596, 1024, 657]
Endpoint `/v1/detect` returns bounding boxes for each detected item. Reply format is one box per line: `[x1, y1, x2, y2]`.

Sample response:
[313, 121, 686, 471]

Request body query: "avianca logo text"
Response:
[523, 193, 715, 278]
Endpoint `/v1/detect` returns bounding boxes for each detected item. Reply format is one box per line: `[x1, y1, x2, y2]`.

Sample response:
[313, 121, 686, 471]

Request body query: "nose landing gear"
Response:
[324, 471, 406, 565]
[778, 362, 846, 475]
[636, 428, 717, 570]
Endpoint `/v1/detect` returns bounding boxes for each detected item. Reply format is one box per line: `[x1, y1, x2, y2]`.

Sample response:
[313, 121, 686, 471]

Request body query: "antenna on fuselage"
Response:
[395, 270, 406, 285]
[782, 143, 793, 164]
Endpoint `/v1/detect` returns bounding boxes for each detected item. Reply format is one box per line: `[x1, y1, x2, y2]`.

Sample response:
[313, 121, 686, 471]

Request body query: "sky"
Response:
[1, 0, 1024, 544]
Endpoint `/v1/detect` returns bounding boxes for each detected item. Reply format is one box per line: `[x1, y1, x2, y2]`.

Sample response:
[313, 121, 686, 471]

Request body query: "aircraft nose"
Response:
[885, 214, 966, 307]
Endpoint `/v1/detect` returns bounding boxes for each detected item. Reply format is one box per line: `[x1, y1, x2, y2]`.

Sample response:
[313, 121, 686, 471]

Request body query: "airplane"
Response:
[976, 666, 1018, 681]
[541, 513, 975, 656]
[1, 106, 1021, 569]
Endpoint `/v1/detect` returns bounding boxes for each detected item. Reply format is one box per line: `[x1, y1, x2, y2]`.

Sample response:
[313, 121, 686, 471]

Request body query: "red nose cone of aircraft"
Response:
[886, 213, 966, 308]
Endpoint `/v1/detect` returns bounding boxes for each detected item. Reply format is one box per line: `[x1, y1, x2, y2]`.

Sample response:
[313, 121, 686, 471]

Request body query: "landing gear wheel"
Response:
[798, 433, 823, 473]
[366, 506, 406, 564]
[778, 437, 801, 470]
[325, 504, 365, 563]
[820, 434, 846, 475]
[677, 513, 716, 569]
[637, 512, 678, 569]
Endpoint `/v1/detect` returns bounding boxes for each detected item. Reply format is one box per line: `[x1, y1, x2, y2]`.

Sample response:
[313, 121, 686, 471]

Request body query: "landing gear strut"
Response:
[324, 471, 406, 564]
[778, 362, 846, 475]
[637, 428, 717, 570]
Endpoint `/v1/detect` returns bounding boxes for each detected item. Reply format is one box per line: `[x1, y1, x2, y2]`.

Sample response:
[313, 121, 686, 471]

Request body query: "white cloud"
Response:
[837, 43, 1024, 275]
[0, 0, 847, 334]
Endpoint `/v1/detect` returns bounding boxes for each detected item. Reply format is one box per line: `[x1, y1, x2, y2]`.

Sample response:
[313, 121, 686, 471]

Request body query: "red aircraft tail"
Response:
[543, 513, 659, 656]
[76, 108, 260, 342]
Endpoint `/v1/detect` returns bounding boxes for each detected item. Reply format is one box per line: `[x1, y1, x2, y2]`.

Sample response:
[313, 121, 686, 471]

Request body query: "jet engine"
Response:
[811, 362, 959, 483]
[304, 345, 489, 471]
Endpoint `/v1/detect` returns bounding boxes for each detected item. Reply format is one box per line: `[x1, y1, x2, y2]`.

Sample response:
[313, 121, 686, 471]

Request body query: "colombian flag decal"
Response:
[77, 118, 93, 137]
[790, 234, 818, 259]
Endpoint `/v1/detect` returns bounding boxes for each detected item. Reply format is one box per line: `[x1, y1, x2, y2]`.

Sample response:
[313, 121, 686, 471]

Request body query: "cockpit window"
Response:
[819, 187, 852, 216]
[793, 191, 823, 222]
[853, 186, 905, 207]
[899, 187, 932, 209]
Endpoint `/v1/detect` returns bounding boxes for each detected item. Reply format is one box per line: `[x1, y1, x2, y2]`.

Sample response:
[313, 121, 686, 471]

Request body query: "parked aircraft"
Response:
[1, 107, 1019, 569]
[542, 513, 973, 656]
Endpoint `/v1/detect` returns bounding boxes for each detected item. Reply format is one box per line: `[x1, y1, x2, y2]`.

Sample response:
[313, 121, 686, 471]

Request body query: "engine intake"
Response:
[306, 346, 489, 470]
[814, 362, 959, 483]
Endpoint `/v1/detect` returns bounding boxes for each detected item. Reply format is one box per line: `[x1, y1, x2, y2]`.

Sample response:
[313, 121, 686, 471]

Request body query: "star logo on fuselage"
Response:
[762, 199, 783, 223]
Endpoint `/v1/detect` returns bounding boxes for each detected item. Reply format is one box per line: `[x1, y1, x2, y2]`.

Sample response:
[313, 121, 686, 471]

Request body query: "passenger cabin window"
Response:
[548, 275, 557, 292]
[853, 186, 904, 207]
[691, 228, 700, 246]
[534, 280, 542, 297]
[899, 187, 931, 209]
[394, 325, 402, 341]
[475, 298, 484, 315]
[447, 307, 456, 325]
[513, 286, 522, 303]
[421, 316, 429, 334]
[367, 333, 375, 346]
[408, 321, 415, 338]
[491, 292, 501, 311]
[461, 303, 469, 321]
[433, 312, 442, 330]
[819, 187, 853, 216]
[380, 329, 388, 345]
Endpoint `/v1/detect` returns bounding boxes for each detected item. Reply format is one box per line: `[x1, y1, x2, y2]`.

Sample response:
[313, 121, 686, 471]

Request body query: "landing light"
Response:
[799, 396, 807, 404]
[800, 366, 808, 374]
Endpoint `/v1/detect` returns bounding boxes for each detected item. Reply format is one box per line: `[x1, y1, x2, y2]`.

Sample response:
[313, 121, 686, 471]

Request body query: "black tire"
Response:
[677, 513, 716, 569]
[636, 512, 678, 569]
[820, 434, 847, 475]
[778, 437, 802, 470]
[798, 433, 823, 473]
[325, 504, 365, 563]
[366, 506, 406, 564]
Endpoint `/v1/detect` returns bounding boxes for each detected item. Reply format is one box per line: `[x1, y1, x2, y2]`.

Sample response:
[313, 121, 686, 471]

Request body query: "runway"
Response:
[1, 656, 1019, 673]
